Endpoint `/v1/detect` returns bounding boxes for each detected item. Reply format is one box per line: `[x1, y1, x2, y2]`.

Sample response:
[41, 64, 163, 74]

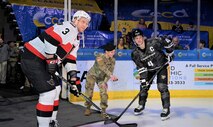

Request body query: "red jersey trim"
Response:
[25, 43, 45, 60]
[45, 26, 62, 44]
[66, 54, 77, 61]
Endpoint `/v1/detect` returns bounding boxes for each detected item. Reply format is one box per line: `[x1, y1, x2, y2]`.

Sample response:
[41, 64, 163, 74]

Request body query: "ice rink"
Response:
[74, 98, 213, 127]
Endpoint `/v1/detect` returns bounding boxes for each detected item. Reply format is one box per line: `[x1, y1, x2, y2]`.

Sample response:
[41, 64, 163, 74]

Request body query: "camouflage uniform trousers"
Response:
[84, 74, 108, 109]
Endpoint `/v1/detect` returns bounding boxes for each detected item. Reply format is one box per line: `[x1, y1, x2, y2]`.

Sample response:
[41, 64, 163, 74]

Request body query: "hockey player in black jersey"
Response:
[131, 29, 174, 121]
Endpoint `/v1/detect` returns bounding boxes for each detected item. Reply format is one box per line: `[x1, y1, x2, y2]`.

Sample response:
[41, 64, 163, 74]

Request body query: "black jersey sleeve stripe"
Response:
[38, 32, 45, 42]
[56, 46, 67, 58]
[56, 47, 77, 63]
[39, 31, 60, 46]
[62, 59, 76, 65]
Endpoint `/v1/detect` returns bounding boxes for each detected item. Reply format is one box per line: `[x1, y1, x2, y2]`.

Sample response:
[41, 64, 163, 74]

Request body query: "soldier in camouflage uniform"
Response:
[84, 43, 118, 119]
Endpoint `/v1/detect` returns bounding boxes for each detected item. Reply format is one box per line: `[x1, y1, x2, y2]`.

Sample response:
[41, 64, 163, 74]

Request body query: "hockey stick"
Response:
[104, 62, 168, 126]
[59, 45, 75, 64]
[58, 45, 75, 99]
[54, 72, 112, 119]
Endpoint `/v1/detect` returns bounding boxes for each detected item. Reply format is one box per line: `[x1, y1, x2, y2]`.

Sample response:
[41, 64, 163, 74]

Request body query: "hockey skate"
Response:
[49, 120, 59, 127]
[134, 105, 144, 115]
[161, 108, 170, 121]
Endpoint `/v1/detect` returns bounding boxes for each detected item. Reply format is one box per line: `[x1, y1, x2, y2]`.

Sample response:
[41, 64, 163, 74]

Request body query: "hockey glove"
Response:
[69, 79, 81, 97]
[46, 56, 58, 75]
[75, 77, 82, 93]
[159, 35, 172, 42]
[166, 53, 175, 63]
[133, 68, 140, 80]
[159, 35, 173, 47]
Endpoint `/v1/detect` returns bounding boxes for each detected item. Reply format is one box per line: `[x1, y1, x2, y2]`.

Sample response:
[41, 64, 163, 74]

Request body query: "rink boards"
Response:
[69, 61, 213, 102]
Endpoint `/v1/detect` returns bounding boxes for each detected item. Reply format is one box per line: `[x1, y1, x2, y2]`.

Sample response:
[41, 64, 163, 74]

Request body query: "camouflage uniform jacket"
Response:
[87, 53, 115, 84]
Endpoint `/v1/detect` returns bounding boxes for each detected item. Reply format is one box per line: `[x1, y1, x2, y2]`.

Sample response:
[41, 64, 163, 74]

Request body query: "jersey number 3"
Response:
[62, 28, 70, 35]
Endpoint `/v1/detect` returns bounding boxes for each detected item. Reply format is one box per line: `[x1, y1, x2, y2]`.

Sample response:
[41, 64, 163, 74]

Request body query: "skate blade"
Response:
[134, 112, 143, 116]
[161, 115, 170, 121]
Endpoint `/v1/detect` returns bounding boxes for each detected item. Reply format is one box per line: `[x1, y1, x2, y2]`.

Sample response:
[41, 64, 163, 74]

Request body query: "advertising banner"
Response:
[174, 50, 199, 61]
[199, 50, 213, 61]
[103, 1, 213, 26]
[79, 31, 122, 48]
[12, 4, 102, 42]
[169, 61, 213, 90]
[75, 50, 213, 93]
[76, 61, 213, 93]
[68, 50, 213, 100]
[76, 49, 212, 61]
[77, 49, 104, 60]
[140, 29, 209, 50]
[9, 0, 102, 13]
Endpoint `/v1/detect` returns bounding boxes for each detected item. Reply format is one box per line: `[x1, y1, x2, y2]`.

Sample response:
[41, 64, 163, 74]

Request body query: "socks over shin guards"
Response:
[51, 85, 61, 121]
[51, 100, 59, 121]
[36, 89, 57, 127]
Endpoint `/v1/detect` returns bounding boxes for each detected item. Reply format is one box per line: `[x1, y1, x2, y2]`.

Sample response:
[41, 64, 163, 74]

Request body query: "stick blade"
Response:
[104, 116, 118, 125]
[119, 123, 138, 127]
[104, 118, 138, 127]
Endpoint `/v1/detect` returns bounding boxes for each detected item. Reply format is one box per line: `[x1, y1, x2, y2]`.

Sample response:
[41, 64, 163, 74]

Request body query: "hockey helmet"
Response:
[72, 10, 91, 22]
[132, 29, 143, 38]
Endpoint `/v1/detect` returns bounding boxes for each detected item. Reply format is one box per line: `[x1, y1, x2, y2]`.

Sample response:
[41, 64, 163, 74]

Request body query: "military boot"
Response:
[101, 108, 108, 119]
[84, 107, 91, 116]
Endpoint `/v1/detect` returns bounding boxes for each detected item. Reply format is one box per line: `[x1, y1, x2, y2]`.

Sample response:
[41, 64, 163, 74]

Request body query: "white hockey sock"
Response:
[51, 85, 61, 121]
[37, 117, 51, 127]
[37, 89, 56, 127]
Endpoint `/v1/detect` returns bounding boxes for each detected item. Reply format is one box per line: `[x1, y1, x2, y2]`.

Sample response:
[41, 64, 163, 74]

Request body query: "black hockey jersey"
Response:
[131, 38, 174, 81]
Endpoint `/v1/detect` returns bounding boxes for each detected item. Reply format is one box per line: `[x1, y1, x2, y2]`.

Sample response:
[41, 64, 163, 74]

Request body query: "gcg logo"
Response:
[33, 12, 46, 27]
[33, 12, 64, 27]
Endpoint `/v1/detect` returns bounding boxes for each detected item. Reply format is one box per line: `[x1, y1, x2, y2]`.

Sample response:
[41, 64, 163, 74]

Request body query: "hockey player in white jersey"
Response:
[20, 10, 91, 127]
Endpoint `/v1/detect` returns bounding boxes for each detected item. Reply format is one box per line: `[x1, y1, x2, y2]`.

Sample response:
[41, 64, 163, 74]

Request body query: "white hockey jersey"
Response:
[24, 21, 79, 72]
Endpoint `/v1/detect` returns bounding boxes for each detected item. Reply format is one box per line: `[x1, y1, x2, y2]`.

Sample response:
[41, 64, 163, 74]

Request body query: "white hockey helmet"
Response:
[72, 10, 91, 22]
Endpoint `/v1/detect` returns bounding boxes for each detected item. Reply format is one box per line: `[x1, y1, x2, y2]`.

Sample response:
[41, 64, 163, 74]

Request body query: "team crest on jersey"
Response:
[47, 78, 55, 86]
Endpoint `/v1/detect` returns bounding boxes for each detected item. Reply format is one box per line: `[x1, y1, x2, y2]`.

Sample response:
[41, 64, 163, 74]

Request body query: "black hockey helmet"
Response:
[132, 29, 143, 38]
